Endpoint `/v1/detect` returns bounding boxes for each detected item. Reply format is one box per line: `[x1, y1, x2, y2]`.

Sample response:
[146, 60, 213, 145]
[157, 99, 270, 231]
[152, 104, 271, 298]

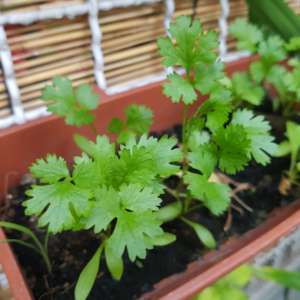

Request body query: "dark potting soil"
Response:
[1, 124, 299, 300]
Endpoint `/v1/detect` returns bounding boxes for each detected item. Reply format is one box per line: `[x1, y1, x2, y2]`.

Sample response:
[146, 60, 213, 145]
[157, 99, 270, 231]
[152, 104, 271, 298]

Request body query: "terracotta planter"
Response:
[1, 56, 295, 300]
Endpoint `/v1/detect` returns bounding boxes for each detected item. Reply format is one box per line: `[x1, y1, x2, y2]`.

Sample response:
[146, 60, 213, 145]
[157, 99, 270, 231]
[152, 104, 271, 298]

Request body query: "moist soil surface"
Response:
[1, 118, 299, 300]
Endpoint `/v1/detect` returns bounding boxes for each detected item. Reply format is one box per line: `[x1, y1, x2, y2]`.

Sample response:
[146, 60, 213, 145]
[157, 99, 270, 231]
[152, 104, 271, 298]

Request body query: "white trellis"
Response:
[0, 0, 237, 129]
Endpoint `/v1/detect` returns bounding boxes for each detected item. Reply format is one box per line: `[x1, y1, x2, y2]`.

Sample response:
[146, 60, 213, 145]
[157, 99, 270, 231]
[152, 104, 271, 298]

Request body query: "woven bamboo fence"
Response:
[0, 0, 299, 129]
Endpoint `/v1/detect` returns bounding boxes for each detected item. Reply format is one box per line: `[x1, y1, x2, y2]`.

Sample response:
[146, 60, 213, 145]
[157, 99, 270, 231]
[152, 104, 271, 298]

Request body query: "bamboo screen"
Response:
[8, 14, 94, 112]
[0, 0, 300, 130]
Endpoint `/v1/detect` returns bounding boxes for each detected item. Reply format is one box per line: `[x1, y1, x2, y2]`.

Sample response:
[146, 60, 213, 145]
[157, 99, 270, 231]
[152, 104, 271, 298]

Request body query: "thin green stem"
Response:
[176, 68, 190, 193]
[283, 101, 294, 116]
[185, 203, 204, 214]
[183, 192, 193, 213]
[44, 230, 50, 257]
[0, 239, 42, 254]
[90, 123, 98, 136]
[178, 193, 188, 198]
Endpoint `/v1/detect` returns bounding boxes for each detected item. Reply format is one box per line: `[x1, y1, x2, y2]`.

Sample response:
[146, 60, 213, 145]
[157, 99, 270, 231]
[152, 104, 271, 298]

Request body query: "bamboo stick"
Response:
[0, 108, 11, 118]
[19, 53, 159, 97]
[8, 22, 89, 44]
[0, 100, 9, 109]
[23, 99, 54, 111]
[0, 93, 9, 101]
[19, 53, 158, 97]
[1, 0, 48, 7]
[0, 83, 6, 93]
[104, 52, 159, 72]
[16, 58, 94, 87]
[105, 57, 163, 79]
[104, 43, 159, 65]
[10, 29, 91, 51]
[100, 15, 164, 34]
[14, 46, 91, 70]
[20, 69, 94, 95]
[1, 0, 85, 14]
[98, 6, 165, 26]
[102, 24, 160, 42]
[102, 29, 166, 54]
[107, 64, 165, 87]
[16, 54, 92, 79]
[102, 27, 165, 49]
[5, 17, 84, 36]
[12, 38, 91, 61]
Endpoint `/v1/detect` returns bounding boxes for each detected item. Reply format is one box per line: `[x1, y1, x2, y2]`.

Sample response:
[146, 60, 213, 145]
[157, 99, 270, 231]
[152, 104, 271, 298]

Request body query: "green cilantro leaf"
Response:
[250, 62, 287, 99]
[162, 72, 197, 105]
[75, 83, 99, 111]
[24, 179, 92, 233]
[283, 65, 300, 99]
[157, 15, 219, 70]
[187, 117, 205, 134]
[81, 184, 163, 261]
[212, 124, 251, 173]
[42, 77, 99, 127]
[108, 118, 125, 133]
[250, 61, 265, 84]
[266, 65, 287, 99]
[29, 154, 70, 184]
[232, 109, 277, 165]
[134, 134, 183, 176]
[117, 130, 136, 145]
[193, 61, 225, 95]
[258, 35, 287, 68]
[108, 146, 156, 188]
[146, 177, 165, 195]
[125, 104, 153, 136]
[188, 130, 210, 153]
[184, 149, 230, 215]
[188, 150, 217, 178]
[73, 156, 104, 189]
[229, 18, 263, 53]
[196, 86, 233, 131]
[200, 124, 251, 174]
[184, 172, 231, 215]
[232, 72, 265, 105]
[285, 37, 300, 52]
[89, 135, 115, 181]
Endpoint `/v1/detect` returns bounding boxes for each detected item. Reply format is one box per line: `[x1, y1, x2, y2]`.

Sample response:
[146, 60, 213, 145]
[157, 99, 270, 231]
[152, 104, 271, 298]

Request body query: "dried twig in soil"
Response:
[224, 206, 232, 231]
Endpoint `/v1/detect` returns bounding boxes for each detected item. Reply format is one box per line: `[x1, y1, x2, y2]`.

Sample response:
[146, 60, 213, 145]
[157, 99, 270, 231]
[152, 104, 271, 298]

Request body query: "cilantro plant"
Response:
[9, 77, 180, 300]
[226, 18, 300, 116]
[273, 121, 300, 189]
[154, 14, 276, 244]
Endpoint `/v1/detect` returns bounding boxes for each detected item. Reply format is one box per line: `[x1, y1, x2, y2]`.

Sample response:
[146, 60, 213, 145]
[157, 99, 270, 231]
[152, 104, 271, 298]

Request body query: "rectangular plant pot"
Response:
[1, 56, 297, 300]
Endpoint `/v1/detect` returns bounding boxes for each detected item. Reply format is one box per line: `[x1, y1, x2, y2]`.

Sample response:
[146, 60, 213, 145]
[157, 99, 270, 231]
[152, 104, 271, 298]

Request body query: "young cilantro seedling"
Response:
[227, 19, 293, 113]
[273, 121, 300, 194]
[20, 76, 180, 299]
[155, 14, 277, 246]
[228, 19, 300, 117]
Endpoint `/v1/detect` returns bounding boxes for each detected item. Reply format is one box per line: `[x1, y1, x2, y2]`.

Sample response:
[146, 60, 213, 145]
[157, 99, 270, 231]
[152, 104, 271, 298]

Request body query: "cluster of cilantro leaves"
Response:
[108, 103, 153, 144]
[227, 18, 300, 114]
[24, 134, 182, 261]
[157, 14, 277, 215]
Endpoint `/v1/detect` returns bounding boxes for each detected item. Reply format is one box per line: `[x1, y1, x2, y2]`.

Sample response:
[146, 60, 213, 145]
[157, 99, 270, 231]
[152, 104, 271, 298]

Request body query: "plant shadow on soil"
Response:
[2, 107, 300, 300]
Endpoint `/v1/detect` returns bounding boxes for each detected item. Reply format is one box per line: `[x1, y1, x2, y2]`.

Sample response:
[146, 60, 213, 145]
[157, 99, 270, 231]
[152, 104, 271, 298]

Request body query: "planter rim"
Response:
[0, 55, 275, 300]
[153, 202, 300, 300]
